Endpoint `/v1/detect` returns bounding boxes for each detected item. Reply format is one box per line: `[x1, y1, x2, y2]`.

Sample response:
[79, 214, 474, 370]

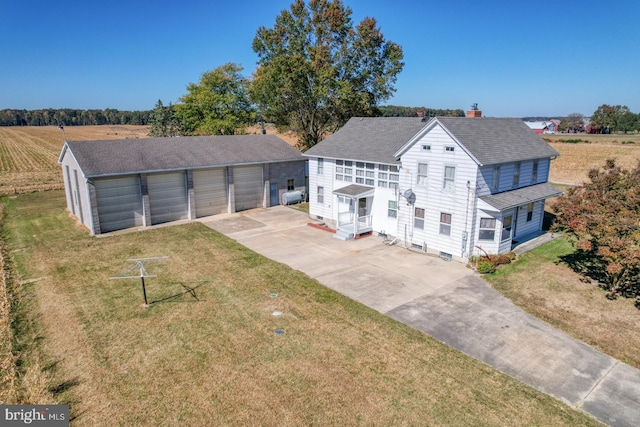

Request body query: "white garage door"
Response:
[193, 168, 228, 217]
[147, 172, 188, 225]
[94, 176, 143, 233]
[234, 165, 263, 212]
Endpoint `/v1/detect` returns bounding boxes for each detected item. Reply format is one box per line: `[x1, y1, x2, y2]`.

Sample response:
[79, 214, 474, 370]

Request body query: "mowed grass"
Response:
[546, 133, 640, 184]
[486, 237, 640, 369]
[0, 126, 148, 196]
[1, 191, 600, 426]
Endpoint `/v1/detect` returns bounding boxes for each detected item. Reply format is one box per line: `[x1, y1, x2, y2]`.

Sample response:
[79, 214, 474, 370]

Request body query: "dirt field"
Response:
[545, 133, 640, 184]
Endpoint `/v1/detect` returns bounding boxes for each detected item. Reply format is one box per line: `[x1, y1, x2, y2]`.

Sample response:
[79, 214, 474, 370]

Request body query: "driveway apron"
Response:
[202, 206, 640, 427]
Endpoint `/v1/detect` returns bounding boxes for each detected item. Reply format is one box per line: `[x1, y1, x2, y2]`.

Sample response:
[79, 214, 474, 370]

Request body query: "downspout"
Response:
[462, 180, 471, 257]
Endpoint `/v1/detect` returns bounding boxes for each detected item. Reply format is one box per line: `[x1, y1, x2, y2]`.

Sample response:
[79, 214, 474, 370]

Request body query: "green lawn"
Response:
[1, 191, 601, 426]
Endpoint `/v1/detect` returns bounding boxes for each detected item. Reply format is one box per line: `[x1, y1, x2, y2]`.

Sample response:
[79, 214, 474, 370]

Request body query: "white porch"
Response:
[333, 184, 375, 240]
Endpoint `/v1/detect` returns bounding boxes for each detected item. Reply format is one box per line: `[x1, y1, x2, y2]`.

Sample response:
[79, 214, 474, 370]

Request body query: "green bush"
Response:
[477, 259, 496, 274]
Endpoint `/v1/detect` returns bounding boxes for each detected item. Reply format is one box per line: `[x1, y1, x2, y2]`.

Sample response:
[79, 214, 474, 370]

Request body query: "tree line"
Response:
[0, 108, 150, 127]
[378, 106, 464, 118]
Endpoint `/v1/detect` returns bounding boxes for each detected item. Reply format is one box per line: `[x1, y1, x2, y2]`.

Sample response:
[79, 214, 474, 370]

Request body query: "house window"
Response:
[414, 207, 425, 229]
[440, 212, 452, 236]
[445, 146, 455, 152]
[377, 170, 388, 188]
[344, 167, 353, 182]
[501, 215, 513, 241]
[317, 186, 324, 204]
[513, 162, 520, 186]
[335, 160, 344, 181]
[365, 170, 375, 186]
[492, 166, 500, 189]
[479, 218, 496, 240]
[422, 144, 431, 151]
[389, 167, 400, 190]
[443, 166, 455, 191]
[317, 158, 324, 174]
[287, 179, 295, 191]
[355, 169, 364, 184]
[388, 200, 398, 218]
[527, 202, 534, 222]
[417, 163, 428, 186]
[532, 160, 539, 182]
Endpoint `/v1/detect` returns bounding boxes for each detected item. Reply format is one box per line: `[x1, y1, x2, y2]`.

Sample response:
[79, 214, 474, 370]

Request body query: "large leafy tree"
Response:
[251, 0, 404, 150]
[176, 63, 254, 135]
[589, 104, 631, 133]
[553, 159, 640, 303]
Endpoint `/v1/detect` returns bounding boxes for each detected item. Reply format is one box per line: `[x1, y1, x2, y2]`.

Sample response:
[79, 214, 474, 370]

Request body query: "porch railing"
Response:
[358, 215, 372, 229]
[338, 211, 354, 226]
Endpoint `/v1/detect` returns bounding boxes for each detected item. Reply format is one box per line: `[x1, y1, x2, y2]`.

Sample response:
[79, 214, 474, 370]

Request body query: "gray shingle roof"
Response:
[304, 117, 426, 164]
[332, 184, 375, 198]
[62, 134, 304, 177]
[426, 117, 560, 165]
[480, 182, 562, 211]
[304, 116, 559, 167]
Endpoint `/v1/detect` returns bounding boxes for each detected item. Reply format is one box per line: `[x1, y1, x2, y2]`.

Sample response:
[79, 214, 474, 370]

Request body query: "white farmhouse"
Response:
[304, 110, 561, 261]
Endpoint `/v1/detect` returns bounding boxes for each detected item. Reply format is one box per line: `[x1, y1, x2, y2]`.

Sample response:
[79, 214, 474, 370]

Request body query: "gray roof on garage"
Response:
[480, 182, 562, 211]
[305, 116, 559, 166]
[60, 134, 304, 177]
[304, 117, 426, 164]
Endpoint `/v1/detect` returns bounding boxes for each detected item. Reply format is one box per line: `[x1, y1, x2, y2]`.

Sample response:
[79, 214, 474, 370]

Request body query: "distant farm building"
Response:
[524, 120, 558, 134]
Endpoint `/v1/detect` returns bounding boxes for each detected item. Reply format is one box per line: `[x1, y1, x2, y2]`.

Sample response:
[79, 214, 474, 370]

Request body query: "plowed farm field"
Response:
[0, 125, 148, 196]
[545, 133, 640, 184]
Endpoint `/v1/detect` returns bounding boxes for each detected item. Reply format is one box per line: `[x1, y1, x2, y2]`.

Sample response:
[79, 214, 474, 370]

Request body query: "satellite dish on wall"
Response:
[402, 189, 416, 205]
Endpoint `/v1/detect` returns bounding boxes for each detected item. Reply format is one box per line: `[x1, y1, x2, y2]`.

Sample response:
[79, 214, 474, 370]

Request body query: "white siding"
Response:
[477, 158, 553, 197]
[514, 200, 544, 239]
[398, 124, 478, 259]
[308, 157, 336, 222]
[60, 148, 91, 228]
[370, 187, 399, 237]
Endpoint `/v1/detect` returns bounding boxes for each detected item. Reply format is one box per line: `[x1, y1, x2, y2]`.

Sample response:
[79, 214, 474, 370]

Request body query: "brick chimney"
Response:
[466, 103, 482, 118]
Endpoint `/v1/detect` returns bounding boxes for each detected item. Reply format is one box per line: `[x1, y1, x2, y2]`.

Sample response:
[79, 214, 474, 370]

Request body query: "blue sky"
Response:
[1, 0, 638, 117]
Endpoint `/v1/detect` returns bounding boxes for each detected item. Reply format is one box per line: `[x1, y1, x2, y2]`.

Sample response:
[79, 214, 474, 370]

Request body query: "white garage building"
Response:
[58, 134, 306, 235]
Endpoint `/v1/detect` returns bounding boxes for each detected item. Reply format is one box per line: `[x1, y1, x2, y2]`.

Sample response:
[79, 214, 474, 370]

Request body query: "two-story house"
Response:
[304, 110, 561, 261]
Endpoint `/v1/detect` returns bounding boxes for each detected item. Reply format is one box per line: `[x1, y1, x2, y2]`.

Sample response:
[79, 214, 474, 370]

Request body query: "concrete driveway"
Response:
[201, 206, 640, 427]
